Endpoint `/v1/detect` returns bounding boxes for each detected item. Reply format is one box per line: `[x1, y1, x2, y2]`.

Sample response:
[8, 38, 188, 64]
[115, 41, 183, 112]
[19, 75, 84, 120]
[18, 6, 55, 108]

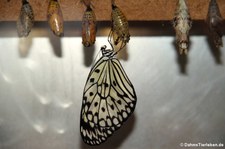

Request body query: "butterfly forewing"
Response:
[80, 48, 136, 145]
[111, 59, 136, 99]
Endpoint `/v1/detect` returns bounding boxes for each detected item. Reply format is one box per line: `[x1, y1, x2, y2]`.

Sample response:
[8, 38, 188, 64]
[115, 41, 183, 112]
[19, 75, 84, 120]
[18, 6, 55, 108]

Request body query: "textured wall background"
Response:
[0, 22, 225, 149]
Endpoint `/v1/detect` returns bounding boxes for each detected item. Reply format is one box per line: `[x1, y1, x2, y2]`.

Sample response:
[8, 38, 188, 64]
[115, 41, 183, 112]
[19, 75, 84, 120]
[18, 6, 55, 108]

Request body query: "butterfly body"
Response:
[80, 46, 136, 145]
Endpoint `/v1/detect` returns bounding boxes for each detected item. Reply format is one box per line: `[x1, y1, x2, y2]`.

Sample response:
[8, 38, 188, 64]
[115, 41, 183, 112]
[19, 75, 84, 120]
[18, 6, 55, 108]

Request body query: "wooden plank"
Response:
[0, 0, 225, 21]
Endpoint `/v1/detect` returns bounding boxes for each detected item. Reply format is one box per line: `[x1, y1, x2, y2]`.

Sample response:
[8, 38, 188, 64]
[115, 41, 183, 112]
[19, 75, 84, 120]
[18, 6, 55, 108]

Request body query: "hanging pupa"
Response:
[17, 0, 34, 37]
[173, 0, 192, 55]
[109, 0, 130, 49]
[206, 0, 223, 48]
[47, 0, 64, 36]
[82, 1, 97, 47]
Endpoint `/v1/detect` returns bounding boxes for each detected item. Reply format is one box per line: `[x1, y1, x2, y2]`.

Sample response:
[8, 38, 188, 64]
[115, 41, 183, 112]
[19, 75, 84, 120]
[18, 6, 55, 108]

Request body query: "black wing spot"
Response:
[101, 107, 106, 112]
[117, 93, 123, 98]
[113, 81, 117, 86]
[111, 98, 115, 102]
[90, 78, 95, 83]
[105, 83, 109, 87]
[89, 92, 94, 96]
[110, 105, 114, 110]
[94, 102, 98, 107]
[124, 93, 129, 98]
[86, 102, 91, 106]
[117, 100, 122, 105]
[95, 69, 100, 73]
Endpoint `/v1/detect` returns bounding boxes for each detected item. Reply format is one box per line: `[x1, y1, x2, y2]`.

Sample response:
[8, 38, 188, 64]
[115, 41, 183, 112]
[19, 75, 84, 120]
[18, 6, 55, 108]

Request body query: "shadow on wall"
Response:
[206, 36, 223, 65]
[83, 45, 96, 67]
[79, 113, 136, 149]
[117, 46, 129, 61]
[18, 36, 33, 57]
[203, 22, 223, 65]
[17, 27, 64, 58]
[48, 31, 63, 57]
[172, 40, 189, 75]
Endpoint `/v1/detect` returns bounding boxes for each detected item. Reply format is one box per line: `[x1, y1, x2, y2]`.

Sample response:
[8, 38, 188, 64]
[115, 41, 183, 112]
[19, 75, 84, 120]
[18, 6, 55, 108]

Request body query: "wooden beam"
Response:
[0, 0, 225, 21]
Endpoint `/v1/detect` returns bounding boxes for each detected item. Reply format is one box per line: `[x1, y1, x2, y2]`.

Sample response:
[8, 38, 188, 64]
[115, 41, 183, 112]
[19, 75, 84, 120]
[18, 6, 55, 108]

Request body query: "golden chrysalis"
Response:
[47, 0, 64, 37]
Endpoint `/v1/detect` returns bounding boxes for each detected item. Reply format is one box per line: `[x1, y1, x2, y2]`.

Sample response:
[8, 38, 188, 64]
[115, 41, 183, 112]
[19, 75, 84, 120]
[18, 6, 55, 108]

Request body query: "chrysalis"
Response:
[82, 1, 97, 47]
[206, 0, 223, 48]
[80, 46, 137, 145]
[17, 0, 34, 37]
[47, 0, 64, 37]
[109, 0, 130, 49]
[173, 0, 192, 55]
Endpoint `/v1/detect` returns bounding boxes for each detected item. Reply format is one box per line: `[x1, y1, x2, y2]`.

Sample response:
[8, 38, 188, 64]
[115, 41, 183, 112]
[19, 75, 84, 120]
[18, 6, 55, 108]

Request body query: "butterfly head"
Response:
[101, 45, 115, 57]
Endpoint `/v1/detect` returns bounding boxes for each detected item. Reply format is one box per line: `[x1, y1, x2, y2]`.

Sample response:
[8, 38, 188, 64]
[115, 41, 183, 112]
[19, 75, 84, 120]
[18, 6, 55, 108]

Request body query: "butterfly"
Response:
[80, 45, 137, 145]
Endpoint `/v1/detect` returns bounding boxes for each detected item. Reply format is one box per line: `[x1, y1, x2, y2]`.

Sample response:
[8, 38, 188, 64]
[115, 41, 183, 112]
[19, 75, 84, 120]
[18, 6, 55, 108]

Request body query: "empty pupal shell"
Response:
[17, 0, 34, 37]
[110, 4, 130, 49]
[173, 0, 192, 55]
[206, 0, 223, 48]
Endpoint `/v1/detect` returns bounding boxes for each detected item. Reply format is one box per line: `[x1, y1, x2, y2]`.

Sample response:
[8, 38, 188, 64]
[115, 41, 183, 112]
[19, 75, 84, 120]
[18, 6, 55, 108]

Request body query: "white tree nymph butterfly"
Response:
[80, 45, 137, 145]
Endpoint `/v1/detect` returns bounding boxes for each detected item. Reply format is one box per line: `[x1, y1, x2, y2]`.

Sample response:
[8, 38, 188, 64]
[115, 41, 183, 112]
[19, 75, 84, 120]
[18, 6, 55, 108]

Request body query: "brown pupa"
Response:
[47, 0, 64, 37]
[82, 5, 97, 47]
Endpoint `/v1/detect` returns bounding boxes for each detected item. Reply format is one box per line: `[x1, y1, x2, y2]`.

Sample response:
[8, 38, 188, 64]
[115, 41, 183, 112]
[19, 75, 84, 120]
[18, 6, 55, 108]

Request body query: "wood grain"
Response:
[0, 0, 225, 21]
